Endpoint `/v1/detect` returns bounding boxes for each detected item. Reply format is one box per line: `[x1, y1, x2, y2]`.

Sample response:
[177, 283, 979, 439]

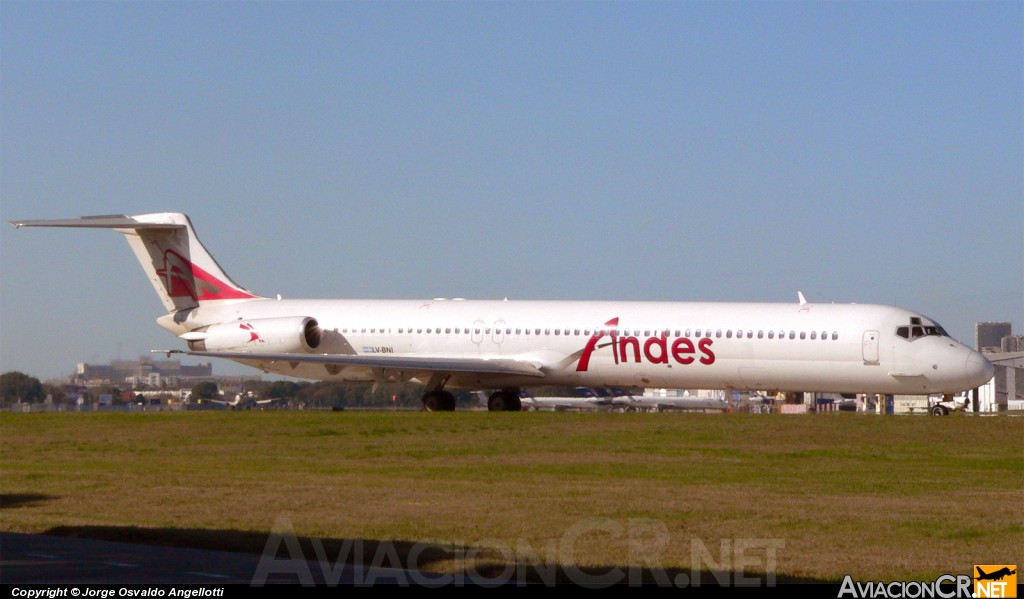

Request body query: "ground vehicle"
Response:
[929, 394, 968, 416]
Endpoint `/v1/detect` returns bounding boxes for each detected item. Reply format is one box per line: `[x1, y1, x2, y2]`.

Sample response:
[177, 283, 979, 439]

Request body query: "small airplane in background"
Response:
[201, 392, 284, 411]
[514, 387, 625, 411]
[9, 212, 995, 411]
[618, 391, 728, 413]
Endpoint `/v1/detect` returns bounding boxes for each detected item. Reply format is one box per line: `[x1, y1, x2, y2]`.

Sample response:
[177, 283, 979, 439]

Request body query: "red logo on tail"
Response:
[155, 249, 256, 302]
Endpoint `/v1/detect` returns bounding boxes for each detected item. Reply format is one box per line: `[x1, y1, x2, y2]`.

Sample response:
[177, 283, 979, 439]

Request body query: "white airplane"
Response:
[620, 391, 729, 413]
[515, 388, 622, 411]
[9, 212, 994, 412]
[203, 393, 283, 410]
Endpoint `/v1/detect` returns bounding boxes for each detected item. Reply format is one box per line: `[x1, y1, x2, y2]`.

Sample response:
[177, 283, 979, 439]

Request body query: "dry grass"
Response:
[1, 411, 1021, 582]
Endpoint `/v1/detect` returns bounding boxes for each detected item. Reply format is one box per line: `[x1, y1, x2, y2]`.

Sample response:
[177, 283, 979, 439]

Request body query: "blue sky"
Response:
[2, 1, 1021, 379]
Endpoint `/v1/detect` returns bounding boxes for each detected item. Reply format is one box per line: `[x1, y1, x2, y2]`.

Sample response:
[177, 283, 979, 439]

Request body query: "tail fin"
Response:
[9, 212, 261, 312]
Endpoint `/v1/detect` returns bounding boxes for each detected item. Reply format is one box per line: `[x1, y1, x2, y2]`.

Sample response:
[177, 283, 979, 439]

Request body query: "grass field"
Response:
[1, 411, 1021, 583]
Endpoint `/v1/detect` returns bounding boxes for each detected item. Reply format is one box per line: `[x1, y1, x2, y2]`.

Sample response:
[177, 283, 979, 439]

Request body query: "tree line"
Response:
[0, 371, 476, 409]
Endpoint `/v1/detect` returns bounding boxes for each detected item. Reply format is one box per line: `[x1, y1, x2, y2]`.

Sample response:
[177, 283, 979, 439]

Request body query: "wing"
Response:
[183, 350, 546, 379]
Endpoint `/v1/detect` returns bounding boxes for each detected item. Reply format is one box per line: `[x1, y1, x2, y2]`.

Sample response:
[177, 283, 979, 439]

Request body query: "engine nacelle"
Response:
[184, 317, 322, 354]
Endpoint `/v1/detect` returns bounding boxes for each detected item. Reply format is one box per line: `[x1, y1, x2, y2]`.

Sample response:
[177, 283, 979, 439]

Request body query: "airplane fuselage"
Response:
[159, 297, 992, 395]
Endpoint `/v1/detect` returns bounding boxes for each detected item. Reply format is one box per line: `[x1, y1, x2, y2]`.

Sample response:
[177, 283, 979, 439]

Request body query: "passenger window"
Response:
[726, 330, 733, 339]
[768, 331, 774, 339]
[757, 331, 764, 339]
[800, 332, 806, 340]
[832, 332, 839, 340]
[789, 331, 796, 340]
[810, 331, 817, 340]
[716, 330, 723, 338]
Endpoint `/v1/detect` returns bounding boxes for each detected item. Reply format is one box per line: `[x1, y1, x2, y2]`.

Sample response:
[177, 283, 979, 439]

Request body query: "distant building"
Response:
[976, 322, 1012, 353]
[1001, 335, 1024, 353]
[75, 357, 213, 387]
[974, 351, 1024, 412]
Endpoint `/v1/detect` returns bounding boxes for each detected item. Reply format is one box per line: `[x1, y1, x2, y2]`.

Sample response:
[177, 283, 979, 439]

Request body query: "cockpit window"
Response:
[897, 317, 950, 341]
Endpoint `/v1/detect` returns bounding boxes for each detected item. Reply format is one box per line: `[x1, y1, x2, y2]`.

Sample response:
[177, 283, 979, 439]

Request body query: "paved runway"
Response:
[1, 532, 453, 585]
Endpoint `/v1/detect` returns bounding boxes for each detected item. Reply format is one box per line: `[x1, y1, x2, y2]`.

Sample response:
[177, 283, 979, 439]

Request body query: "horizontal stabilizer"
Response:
[9, 215, 184, 230]
[9, 212, 259, 312]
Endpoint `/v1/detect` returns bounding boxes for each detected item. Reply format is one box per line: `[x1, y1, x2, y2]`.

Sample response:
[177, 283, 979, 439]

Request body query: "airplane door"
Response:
[492, 320, 506, 345]
[863, 331, 879, 365]
[471, 320, 484, 345]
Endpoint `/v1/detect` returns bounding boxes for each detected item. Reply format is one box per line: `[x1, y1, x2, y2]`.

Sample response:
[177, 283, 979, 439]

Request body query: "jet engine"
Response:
[183, 316, 322, 353]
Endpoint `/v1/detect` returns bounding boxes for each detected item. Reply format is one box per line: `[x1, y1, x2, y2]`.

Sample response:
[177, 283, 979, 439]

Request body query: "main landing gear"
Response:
[421, 390, 456, 412]
[420, 390, 521, 411]
[421, 374, 456, 411]
[487, 389, 522, 412]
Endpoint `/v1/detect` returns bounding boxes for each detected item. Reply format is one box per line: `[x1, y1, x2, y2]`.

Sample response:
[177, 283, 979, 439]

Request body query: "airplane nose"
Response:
[965, 352, 995, 387]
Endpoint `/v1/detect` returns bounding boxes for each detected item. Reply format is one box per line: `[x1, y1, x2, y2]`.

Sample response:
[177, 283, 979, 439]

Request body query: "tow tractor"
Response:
[929, 393, 969, 416]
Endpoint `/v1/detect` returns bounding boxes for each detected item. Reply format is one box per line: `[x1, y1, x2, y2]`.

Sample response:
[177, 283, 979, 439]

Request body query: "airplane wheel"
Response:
[487, 390, 522, 412]
[423, 391, 456, 412]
